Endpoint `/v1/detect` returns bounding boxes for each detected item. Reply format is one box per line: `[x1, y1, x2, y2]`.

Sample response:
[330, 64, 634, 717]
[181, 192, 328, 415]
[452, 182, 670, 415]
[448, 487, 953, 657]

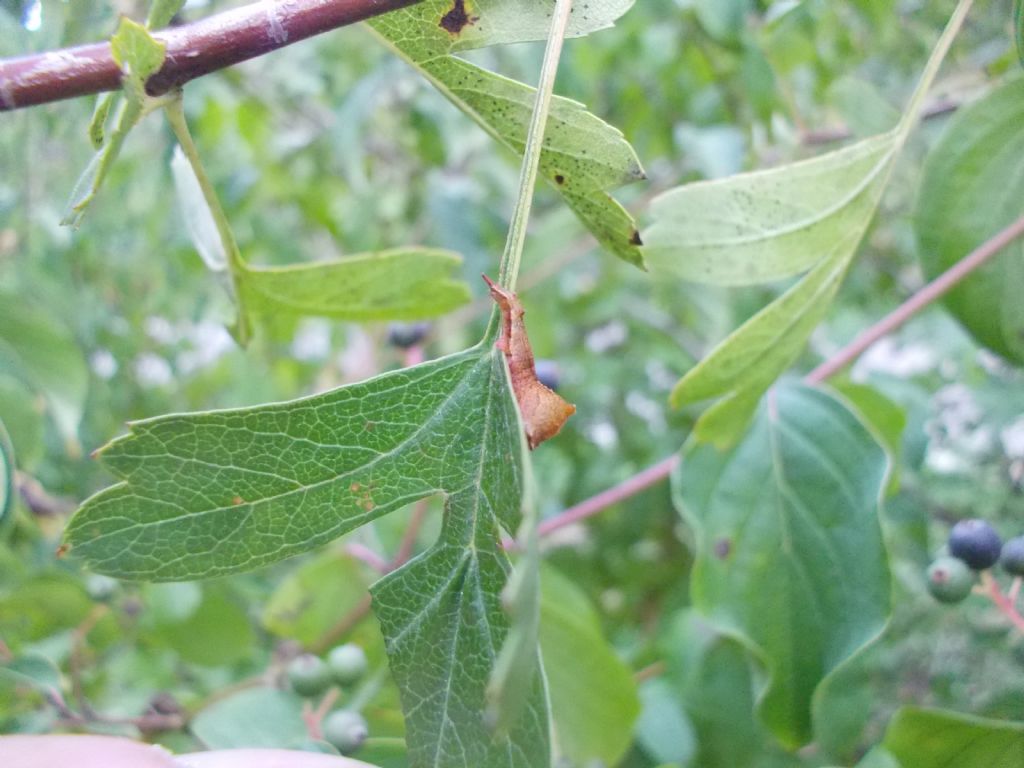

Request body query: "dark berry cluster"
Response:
[927, 519, 1024, 604]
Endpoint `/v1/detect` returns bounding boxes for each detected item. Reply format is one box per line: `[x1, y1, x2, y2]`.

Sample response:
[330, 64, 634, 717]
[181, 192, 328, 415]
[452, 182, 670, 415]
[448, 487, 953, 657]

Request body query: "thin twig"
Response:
[981, 572, 1024, 634]
[497, 0, 574, 289]
[345, 543, 390, 574]
[806, 212, 1024, 383]
[1009, 577, 1022, 604]
[801, 98, 959, 146]
[393, 500, 428, 567]
[0, 0, 422, 111]
[304, 687, 340, 740]
[633, 660, 666, 683]
[69, 604, 110, 715]
[508, 455, 678, 546]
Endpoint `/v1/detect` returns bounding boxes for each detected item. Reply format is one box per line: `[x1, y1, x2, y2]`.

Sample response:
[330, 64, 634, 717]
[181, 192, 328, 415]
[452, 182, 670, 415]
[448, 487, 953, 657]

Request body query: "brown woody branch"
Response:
[0, 0, 421, 112]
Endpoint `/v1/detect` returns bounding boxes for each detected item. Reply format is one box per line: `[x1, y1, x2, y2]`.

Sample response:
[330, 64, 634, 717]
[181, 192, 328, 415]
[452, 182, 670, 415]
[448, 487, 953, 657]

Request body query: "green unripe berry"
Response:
[327, 643, 368, 686]
[287, 654, 333, 698]
[927, 556, 974, 604]
[322, 709, 368, 755]
[1001, 536, 1024, 576]
[85, 573, 119, 602]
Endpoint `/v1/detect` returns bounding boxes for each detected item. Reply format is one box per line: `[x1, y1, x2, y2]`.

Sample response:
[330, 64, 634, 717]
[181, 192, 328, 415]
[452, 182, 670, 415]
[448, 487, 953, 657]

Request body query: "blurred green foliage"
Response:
[2, 1, 1024, 766]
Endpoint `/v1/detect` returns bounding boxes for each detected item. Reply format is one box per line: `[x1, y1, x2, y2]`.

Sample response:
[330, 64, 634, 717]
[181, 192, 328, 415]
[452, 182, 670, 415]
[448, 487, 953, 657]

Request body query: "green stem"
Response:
[163, 93, 252, 345]
[497, 0, 574, 290]
[896, 0, 974, 143]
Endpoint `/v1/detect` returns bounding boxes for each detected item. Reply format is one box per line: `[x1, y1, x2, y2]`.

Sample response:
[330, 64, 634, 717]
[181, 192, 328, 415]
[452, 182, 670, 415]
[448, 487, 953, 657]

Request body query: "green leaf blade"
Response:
[147, 0, 186, 30]
[915, 77, 1024, 364]
[373, 503, 549, 768]
[239, 249, 471, 322]
[451, 0, 636, 50]
[643, 131, 897, 285]
[654, 0, 975, 443]
[670, 232, 858, 446]
[110, 17, 167, 102]
[369, 0, 646, 266]
[66, 347, 489, 580]
[65, 330, 549, 765]
[674, 383, 891, 748]
[0, 417, 13, 525]
[1015, 0, 1024, 69]
[370, 345, 550, 768]
[882, 708, 1024, 768]
[651, 131, 897, 444]
[539, 566, 640, 766]
[0, 296, 88, 449]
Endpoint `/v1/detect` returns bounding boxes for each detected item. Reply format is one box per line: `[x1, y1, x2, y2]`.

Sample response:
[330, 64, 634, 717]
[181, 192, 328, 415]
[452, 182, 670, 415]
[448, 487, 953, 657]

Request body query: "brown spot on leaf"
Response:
[483, 274, 575, 449]
[554, 174, 565, 185]
[361, 499, 375, 512]
[232, 495, 244, 506]
[56, 543, 70, 558]
[714, 538, 731, 559]
[629, 229, 643, 246]
[364, 421, 375, 431]
[439, 0, 477, 34]
[350, 482, 361, 492]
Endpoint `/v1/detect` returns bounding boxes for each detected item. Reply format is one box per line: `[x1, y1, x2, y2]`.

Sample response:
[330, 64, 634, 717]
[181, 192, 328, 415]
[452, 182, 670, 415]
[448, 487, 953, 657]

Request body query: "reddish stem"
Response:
[0, 0, 421, 111]
[304, 687, 340, 740]
[345, 542, 390, 574]
[393, 500, 428, 566]
[982, 572, 1024, 634]
[806, 212, 1024, 383]
[532, 455, 678, 542]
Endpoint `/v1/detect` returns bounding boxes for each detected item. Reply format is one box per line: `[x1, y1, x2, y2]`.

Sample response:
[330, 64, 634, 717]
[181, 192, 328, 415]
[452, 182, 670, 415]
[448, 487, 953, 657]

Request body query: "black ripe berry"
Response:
[948, 519, 1003, 570]
[387, 322, 430, 349]
[926, 556, 974, 604]
[1001, 536, 1024, 576]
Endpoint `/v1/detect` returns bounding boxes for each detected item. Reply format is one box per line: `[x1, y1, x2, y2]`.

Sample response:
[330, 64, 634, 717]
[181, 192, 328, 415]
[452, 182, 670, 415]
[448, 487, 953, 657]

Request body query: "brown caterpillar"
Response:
[483, 275, 575, 449]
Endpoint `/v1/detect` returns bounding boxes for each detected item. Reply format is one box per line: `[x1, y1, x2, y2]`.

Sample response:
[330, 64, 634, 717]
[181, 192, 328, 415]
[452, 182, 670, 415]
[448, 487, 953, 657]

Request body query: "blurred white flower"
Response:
[89, 349, 118, 380]
[134, 354, 173, 388]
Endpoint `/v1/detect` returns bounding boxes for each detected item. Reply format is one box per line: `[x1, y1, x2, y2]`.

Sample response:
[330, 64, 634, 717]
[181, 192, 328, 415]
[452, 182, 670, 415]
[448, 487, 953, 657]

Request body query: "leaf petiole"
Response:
[497, 0, 575, 290]
[163, 93, 252, 345]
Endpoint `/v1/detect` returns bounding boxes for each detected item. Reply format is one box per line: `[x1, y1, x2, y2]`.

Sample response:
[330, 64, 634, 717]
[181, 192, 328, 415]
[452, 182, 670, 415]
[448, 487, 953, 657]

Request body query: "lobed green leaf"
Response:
[369, 0, 646, 266]
[66, 328, 549, 766]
